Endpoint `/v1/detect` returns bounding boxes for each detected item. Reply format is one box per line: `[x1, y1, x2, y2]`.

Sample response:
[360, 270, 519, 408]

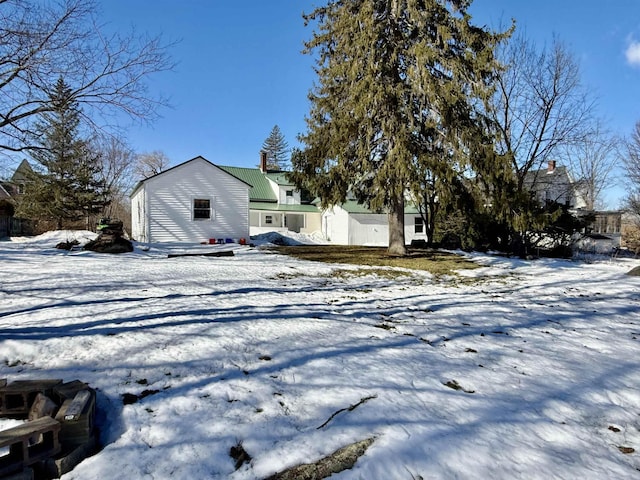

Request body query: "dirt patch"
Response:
[230, 442, 252, 470]
[443, 380, 475, 394]
[121, 388, 162, 405]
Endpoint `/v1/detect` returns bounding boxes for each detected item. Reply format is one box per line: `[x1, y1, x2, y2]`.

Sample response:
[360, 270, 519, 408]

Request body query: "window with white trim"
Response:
[265, 215, 273, 225]
[193, 198, 211, 220]
[414, 217, 424, 234]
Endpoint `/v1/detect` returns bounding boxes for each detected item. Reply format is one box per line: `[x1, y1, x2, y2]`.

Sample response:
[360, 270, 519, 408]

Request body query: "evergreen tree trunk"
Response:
[426, 199, 437, 248]
[388, 194, 406, 256]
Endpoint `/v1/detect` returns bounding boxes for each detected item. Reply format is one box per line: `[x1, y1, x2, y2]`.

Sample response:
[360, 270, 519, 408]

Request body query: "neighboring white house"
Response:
[130, 156, 251, 243]
[321, 200, 429, 246]
[523, 160, 587, 209]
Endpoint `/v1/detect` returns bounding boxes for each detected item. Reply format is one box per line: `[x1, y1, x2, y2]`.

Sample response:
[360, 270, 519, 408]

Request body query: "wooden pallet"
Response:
[55, 389, 96, 451]
[0, 416, 61, 477]
[0, 380, 62, 417]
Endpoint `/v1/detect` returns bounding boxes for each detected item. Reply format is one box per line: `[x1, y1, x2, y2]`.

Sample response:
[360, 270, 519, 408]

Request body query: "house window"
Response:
[193, 198, 211, 220]
[286, 190, 294, 197]
[414, 217, 424, 234]
[265, 215, 273, 225]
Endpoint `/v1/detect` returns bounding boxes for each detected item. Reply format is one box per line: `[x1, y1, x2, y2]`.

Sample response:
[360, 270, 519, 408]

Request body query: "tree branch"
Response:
[316, 395, 377, 430]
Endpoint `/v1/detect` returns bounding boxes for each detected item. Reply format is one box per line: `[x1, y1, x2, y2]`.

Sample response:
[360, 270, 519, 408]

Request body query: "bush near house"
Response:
[622, 222, 640, 256]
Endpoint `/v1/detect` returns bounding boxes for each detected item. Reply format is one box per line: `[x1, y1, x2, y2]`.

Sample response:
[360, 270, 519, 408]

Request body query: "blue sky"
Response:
[100, 1, 640, 206]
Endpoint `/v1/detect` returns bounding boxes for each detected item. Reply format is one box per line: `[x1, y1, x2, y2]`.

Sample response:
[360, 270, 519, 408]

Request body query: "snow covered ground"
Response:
[1, 231, 640, 479]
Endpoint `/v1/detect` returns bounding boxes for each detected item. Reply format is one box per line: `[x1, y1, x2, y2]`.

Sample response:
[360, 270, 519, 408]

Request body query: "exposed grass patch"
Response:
[270, 271, 306, 280]
[328, 267, 413, 280]
[272, 245, 479, 277]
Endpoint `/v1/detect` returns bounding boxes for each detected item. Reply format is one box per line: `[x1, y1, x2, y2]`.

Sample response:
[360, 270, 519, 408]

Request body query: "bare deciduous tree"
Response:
[489, 32, 597, 256]
[561, 122, 618, 210]
[623, 121, 640, 215]
[0, 0, 174, 157]
[492, 33, 594, 188]
[134, 150, 171, 179]
[91, 134, 137, 221]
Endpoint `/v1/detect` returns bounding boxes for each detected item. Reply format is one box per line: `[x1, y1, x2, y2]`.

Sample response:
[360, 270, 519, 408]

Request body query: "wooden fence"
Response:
[0, 216, 32, 237]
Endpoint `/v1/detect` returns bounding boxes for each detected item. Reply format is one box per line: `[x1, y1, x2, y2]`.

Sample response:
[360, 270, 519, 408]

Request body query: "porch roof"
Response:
[250, 202, 320, 213]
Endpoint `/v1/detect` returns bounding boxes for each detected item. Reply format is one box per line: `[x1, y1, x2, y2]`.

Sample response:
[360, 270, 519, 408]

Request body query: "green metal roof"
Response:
[250, 202, 320, 213]
[338, 200, 380, 214]
[336, 200, 419, 215]
[218, 166, 277, 202]
[265, 172, 295, 186]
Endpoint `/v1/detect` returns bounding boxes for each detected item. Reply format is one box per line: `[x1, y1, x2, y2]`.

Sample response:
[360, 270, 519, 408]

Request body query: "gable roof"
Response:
[11, 159, 33, 183]
[523, 165, 571, 187]
[130, 156, 252, 197]
[218, 165, 278, 203]
[265, 171, 295, 187]
[0, 182, 11, 200]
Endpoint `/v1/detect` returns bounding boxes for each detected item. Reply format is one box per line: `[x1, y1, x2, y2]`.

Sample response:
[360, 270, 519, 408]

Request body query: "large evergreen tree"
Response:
[261, 125, 290, 170]
[18, 77, 107, 229]
[291, 0, 508, 255]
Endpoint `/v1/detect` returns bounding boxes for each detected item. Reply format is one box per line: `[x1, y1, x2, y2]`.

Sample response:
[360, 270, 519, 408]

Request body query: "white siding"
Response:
[323, 207, 388, 246]
[278, 186, 300, 205]
[130, 187, 148, 242]
[322, 208, 429, 246]
[322, 207, 349, 244]
[405, 215, 428, 245]
[348, 213, 388, 246]
[301, 211, 322, 234]
[135, 157, 250, 243]
[344, 213, 428, 246]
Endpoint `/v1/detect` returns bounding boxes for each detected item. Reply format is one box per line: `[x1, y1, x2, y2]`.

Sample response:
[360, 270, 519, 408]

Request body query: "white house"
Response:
[129, 153, 432, 247]
[130, 156, 251, 243]
[321, 200, 428, 246]
[219, 153, 321, 236]
[523, 160, 587, 209]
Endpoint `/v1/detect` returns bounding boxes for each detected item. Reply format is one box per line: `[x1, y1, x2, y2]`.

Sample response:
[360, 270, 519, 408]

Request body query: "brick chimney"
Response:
[260, 151, 268, 173]
[547, 160, 556, 173]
